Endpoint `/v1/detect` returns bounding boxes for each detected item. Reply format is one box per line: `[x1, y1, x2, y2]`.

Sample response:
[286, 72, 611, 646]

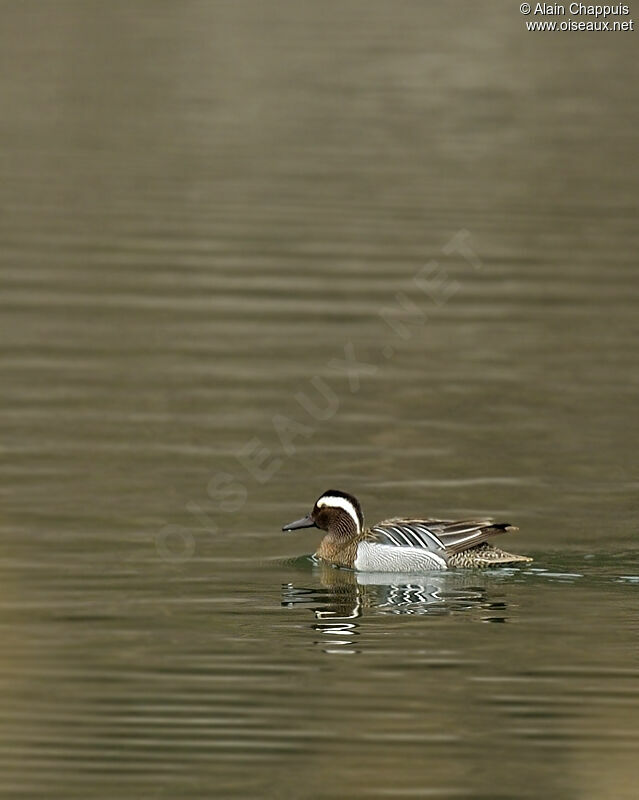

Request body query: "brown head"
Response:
[282, 489, 364, 540]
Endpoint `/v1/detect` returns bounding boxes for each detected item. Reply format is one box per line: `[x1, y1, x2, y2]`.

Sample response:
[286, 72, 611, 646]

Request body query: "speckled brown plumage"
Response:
[446, 542, 532, 568]
[315, 533, 360, 568]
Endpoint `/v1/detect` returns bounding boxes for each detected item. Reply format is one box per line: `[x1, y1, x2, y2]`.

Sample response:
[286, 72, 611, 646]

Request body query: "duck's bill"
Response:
[282, 514, 316, 532]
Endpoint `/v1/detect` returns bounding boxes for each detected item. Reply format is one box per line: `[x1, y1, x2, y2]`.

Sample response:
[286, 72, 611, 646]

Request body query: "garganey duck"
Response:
[282, 489, 531, 571]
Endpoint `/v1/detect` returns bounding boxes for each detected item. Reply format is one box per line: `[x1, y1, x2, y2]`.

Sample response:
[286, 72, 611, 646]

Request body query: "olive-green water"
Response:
[1, 2, 638, 798]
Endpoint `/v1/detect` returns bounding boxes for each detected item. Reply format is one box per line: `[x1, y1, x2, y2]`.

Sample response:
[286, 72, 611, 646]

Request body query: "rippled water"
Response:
[1, 2, 638, 798]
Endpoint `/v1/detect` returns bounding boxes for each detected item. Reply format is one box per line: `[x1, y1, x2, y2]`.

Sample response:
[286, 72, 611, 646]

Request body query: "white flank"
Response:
[316, 495, 361, 532]
[354, 541, 447, 573]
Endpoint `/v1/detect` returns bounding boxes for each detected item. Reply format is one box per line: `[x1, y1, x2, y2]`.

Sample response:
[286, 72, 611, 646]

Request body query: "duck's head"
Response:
[282, 490, 363, 538]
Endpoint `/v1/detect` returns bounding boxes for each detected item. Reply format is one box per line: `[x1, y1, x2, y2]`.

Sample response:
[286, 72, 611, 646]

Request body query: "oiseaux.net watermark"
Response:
[155, 230, 483, 563]
[520, 2, 635, 29]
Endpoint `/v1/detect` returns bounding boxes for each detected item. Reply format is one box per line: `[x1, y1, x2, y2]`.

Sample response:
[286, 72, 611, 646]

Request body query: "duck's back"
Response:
[354, 517, 530, 571]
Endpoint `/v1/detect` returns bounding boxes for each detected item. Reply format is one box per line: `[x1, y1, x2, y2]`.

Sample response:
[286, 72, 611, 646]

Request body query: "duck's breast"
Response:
[354, 541, 447, 572]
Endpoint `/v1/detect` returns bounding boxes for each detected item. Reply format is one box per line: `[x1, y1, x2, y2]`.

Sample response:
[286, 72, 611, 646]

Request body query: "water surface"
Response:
[1, 2, 638, 798]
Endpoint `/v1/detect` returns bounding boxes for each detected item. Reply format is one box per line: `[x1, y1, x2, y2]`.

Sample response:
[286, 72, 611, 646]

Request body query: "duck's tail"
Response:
[448, 542, 532, 568]
[439, 521, 519, 555]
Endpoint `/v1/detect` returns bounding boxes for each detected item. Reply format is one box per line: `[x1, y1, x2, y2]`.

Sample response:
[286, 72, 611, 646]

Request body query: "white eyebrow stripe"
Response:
[316, 496, 361, 532]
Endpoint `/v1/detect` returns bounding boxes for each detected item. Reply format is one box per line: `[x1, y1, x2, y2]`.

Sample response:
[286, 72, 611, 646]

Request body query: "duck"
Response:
[282, 489, 531, 571]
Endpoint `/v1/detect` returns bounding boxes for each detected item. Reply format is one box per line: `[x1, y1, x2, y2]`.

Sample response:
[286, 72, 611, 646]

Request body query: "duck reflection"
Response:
[282, 561, 510, 650]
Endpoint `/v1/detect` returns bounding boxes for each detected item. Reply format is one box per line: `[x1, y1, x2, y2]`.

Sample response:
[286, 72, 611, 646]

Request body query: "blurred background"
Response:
[1, 1, 638, 798]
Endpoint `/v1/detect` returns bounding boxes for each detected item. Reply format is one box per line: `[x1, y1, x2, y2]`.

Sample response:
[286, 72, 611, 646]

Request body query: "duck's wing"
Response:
[371, 518, 518, 556]
[369, 519, 448, 557]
